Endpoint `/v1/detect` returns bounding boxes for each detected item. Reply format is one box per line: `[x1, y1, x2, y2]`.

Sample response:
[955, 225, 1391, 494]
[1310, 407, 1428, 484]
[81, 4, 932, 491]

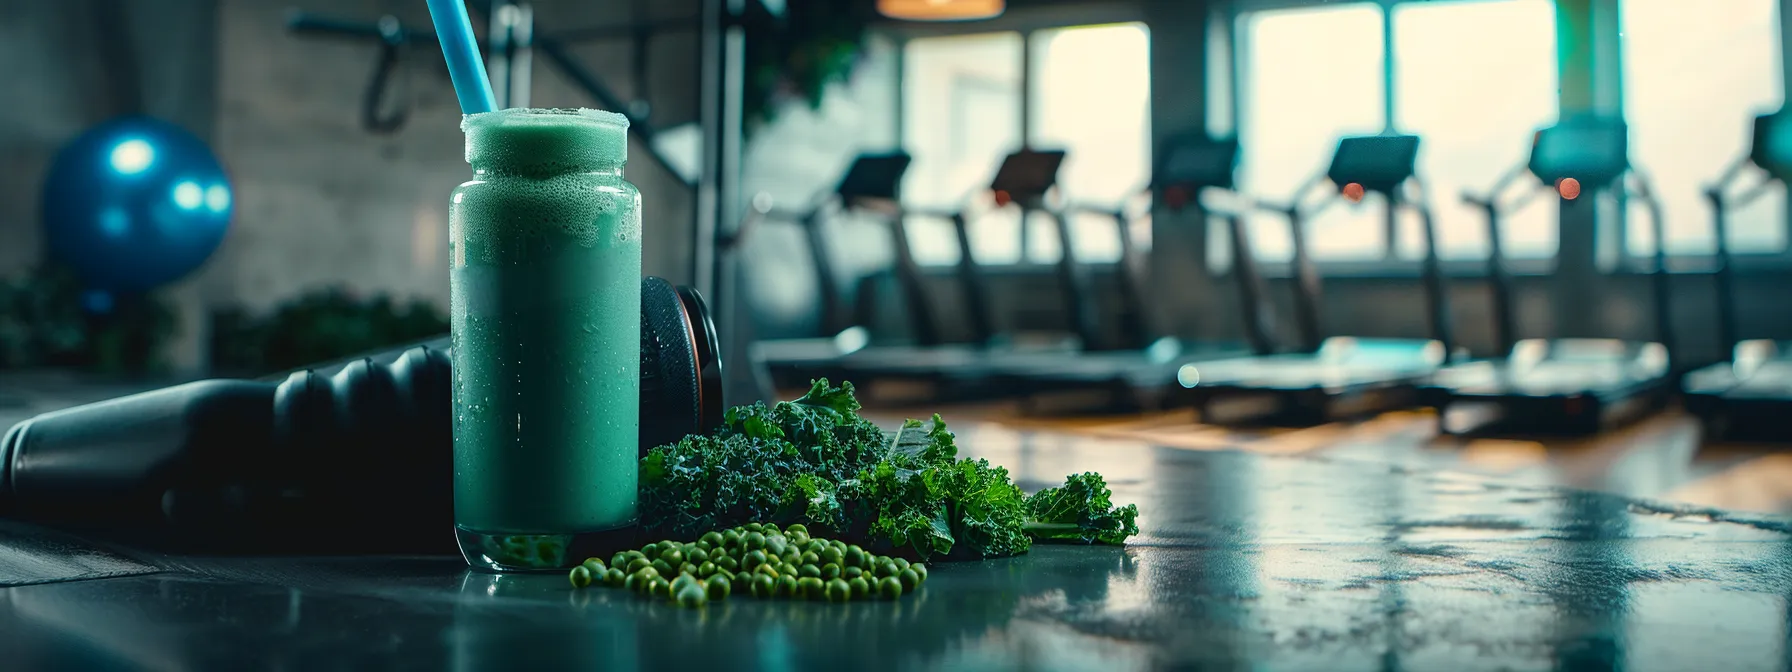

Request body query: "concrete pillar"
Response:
[1144, 0, 1217, 340]
[1551, 0, 1622, 338]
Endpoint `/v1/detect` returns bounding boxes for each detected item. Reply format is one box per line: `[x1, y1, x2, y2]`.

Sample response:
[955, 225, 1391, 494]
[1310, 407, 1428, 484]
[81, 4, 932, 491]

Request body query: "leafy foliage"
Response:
[1023, 472, 1141, 545]
[209, 288, 446, 375]
[638, 379, 1138, 561]
[0, 264, 176, 375]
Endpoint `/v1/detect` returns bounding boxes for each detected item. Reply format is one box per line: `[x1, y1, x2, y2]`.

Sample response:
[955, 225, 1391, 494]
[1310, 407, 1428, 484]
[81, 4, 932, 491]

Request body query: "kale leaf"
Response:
[636, 379, 1135, 561]
[1023, 472, 1141, 545]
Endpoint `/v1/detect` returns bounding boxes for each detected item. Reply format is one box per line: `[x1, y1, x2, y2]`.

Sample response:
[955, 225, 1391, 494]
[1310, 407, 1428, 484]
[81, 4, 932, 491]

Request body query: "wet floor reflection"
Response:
[4, 423, 1792, 668]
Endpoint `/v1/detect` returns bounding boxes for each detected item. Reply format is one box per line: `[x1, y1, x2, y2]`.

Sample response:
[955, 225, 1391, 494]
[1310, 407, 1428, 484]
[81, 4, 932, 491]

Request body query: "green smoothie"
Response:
[449, 108, 641, 571]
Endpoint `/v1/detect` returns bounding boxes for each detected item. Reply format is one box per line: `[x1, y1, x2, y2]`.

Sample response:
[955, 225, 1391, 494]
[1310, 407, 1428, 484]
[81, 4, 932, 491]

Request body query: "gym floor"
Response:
[5, 377, 1792, 669]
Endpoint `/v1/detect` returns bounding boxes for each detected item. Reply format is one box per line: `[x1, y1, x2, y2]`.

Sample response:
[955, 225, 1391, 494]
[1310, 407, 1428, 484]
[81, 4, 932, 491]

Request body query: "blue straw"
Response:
[425, 0, 496, 114]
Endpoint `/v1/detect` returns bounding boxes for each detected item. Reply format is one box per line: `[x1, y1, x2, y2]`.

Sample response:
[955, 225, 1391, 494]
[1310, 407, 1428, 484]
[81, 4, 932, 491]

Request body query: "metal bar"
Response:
[1480, 197, 1518, 356]
[284, 10, 692, 187]
[1109, 208, 1154, 350]
[1408, 186, 1455, 358]
[886, 214, 943, 346]
[1705, 188, 1740, 354]
[952, 212, 996, 344]
[1049, 208, 1103, 349]
[1286, 204, 1325, 353]
[1630, 172, 1676, 355]
[1223, 209, 1277, 355]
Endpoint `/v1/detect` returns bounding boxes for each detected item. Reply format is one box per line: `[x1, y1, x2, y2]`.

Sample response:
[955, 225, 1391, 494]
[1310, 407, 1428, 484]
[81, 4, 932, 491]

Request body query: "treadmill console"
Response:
[1529, 116, 1629, 188]
[1327, 134, 1420, 195]
[1155, 136, 1239, 191]
[989, 149, 1067, 204]
[1750, 111, 1792, 180]
[835, 152, 912, 207]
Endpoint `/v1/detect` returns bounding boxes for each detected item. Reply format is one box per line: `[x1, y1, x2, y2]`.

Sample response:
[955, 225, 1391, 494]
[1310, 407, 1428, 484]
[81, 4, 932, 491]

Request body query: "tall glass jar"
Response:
[449, 108, 642, 571]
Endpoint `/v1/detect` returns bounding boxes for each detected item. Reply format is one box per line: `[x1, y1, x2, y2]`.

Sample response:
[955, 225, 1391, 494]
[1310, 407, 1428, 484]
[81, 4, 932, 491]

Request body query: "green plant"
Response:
[209, 288, 447, 375]
[742, 0, 880, 132]
[0, 264, 176, 376]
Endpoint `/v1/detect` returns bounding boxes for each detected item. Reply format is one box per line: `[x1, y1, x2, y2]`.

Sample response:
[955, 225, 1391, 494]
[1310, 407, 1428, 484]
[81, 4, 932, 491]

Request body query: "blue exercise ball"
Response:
[41, 116, 233, 293]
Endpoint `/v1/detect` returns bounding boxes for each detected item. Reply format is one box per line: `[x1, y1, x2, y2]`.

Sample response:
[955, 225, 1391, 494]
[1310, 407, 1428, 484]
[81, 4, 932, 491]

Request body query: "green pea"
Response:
[898, 568, 920, 591]
[800, 551, 820, 566]
[702, 530, 725, 547]
[745, 522, 764, 533]
[629, 566, 659, 589]
[683, 543, 700, 557]
[788, 531, 811, 547]
[875, 560, 896, 578]
[641, 543, 661, 560]
[847, 544, 865, 558]
[695, 540, 713, 554]
[651, 559, 674, 577]
[830, 540, 847, 554]
[581, 557, 607, 575]
[844, 566, 864, 580]
[911, 563, 928, 584]
[670, 573, 698, 594]
[799, 564, 821, 579]
[755, 564, 780, 579]
[775, 575, 798, 599]
[820, 563, 841, 580]
[745, 550, 767, 570]
[746, 531, 766, 550]
[825, 578, 851, 603]
[699, 561, 718, 577]
[820, 548, 843, 566]
[722, 530, 742, 549]
[765, 536, 789, 557]
[805, 540, 827, 555]
[627, 558, 651, 574]
[782, 552, 801, 567]
[751, 574, 775, 598]
[624, 570, 648, 593]
[893, 558, 911, 572]
[781, 563, 799, 577]
[843, 547, 865, 569]
[569, 565, 593, 589]
[731, 571, 754, 596]
[605, 568, 627, 587]
[660, 548, 684, 566]
[848, 576, 870, 599]
[877, 576, 902, 600]
[680, 563, 698, 577]
[703, 576, 730, 600]
[784, 523, 808, 537]
[797, 576, 825, 600]
[649, 578, 671, 600]
[676, 584, 707, 608]
[611, 552, 630, 570]
[716, 555, 739, 573]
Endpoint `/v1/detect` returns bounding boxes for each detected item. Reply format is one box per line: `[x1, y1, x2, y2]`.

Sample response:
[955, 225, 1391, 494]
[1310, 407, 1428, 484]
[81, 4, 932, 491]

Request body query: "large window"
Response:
[900, 24, 1152, 266]
[1623, 0, 1786, 257]
[1392, 0, 1559, 260]
[1030, 22, 1153, 264]
[1236, 4, 1384, 263]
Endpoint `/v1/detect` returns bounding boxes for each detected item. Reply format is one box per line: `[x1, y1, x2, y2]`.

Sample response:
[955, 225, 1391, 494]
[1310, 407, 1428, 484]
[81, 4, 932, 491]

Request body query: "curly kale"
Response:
[1023, 472, 1141, 545]
[637, 379, 1136, 561]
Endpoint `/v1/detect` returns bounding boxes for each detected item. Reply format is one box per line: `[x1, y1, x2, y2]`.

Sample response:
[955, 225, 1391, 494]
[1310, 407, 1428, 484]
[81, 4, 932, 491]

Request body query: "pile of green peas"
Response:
[567, 523, 928, 608]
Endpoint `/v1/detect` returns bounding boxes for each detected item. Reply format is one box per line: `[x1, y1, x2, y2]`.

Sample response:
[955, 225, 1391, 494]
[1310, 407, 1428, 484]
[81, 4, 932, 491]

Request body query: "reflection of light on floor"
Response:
[1664, 453, 1792, 514]
[1457, 439, 1549, 474]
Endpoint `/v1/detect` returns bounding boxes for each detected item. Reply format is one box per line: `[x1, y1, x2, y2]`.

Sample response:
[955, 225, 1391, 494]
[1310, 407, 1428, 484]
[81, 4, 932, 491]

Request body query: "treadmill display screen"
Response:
[1326, 135, 1420, 195]
[835, 153, 912, 202]
[989, 150, 1067, 201]
[1751, 112, 1792, 180]
[1157, 138, 1239, 191]
[1529, 117, 1628, 188]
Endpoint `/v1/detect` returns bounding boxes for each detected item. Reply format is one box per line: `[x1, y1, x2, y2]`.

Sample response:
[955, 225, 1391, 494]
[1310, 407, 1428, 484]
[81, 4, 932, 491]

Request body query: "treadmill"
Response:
[1422, 115, 1676, 436]
[1171, 134, 1459, 426]
[756, 150, 1080, 402]
[1682, 110, 1792, 441]
[751, 152, 947, 389]
[976, 134, 1278, 414]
